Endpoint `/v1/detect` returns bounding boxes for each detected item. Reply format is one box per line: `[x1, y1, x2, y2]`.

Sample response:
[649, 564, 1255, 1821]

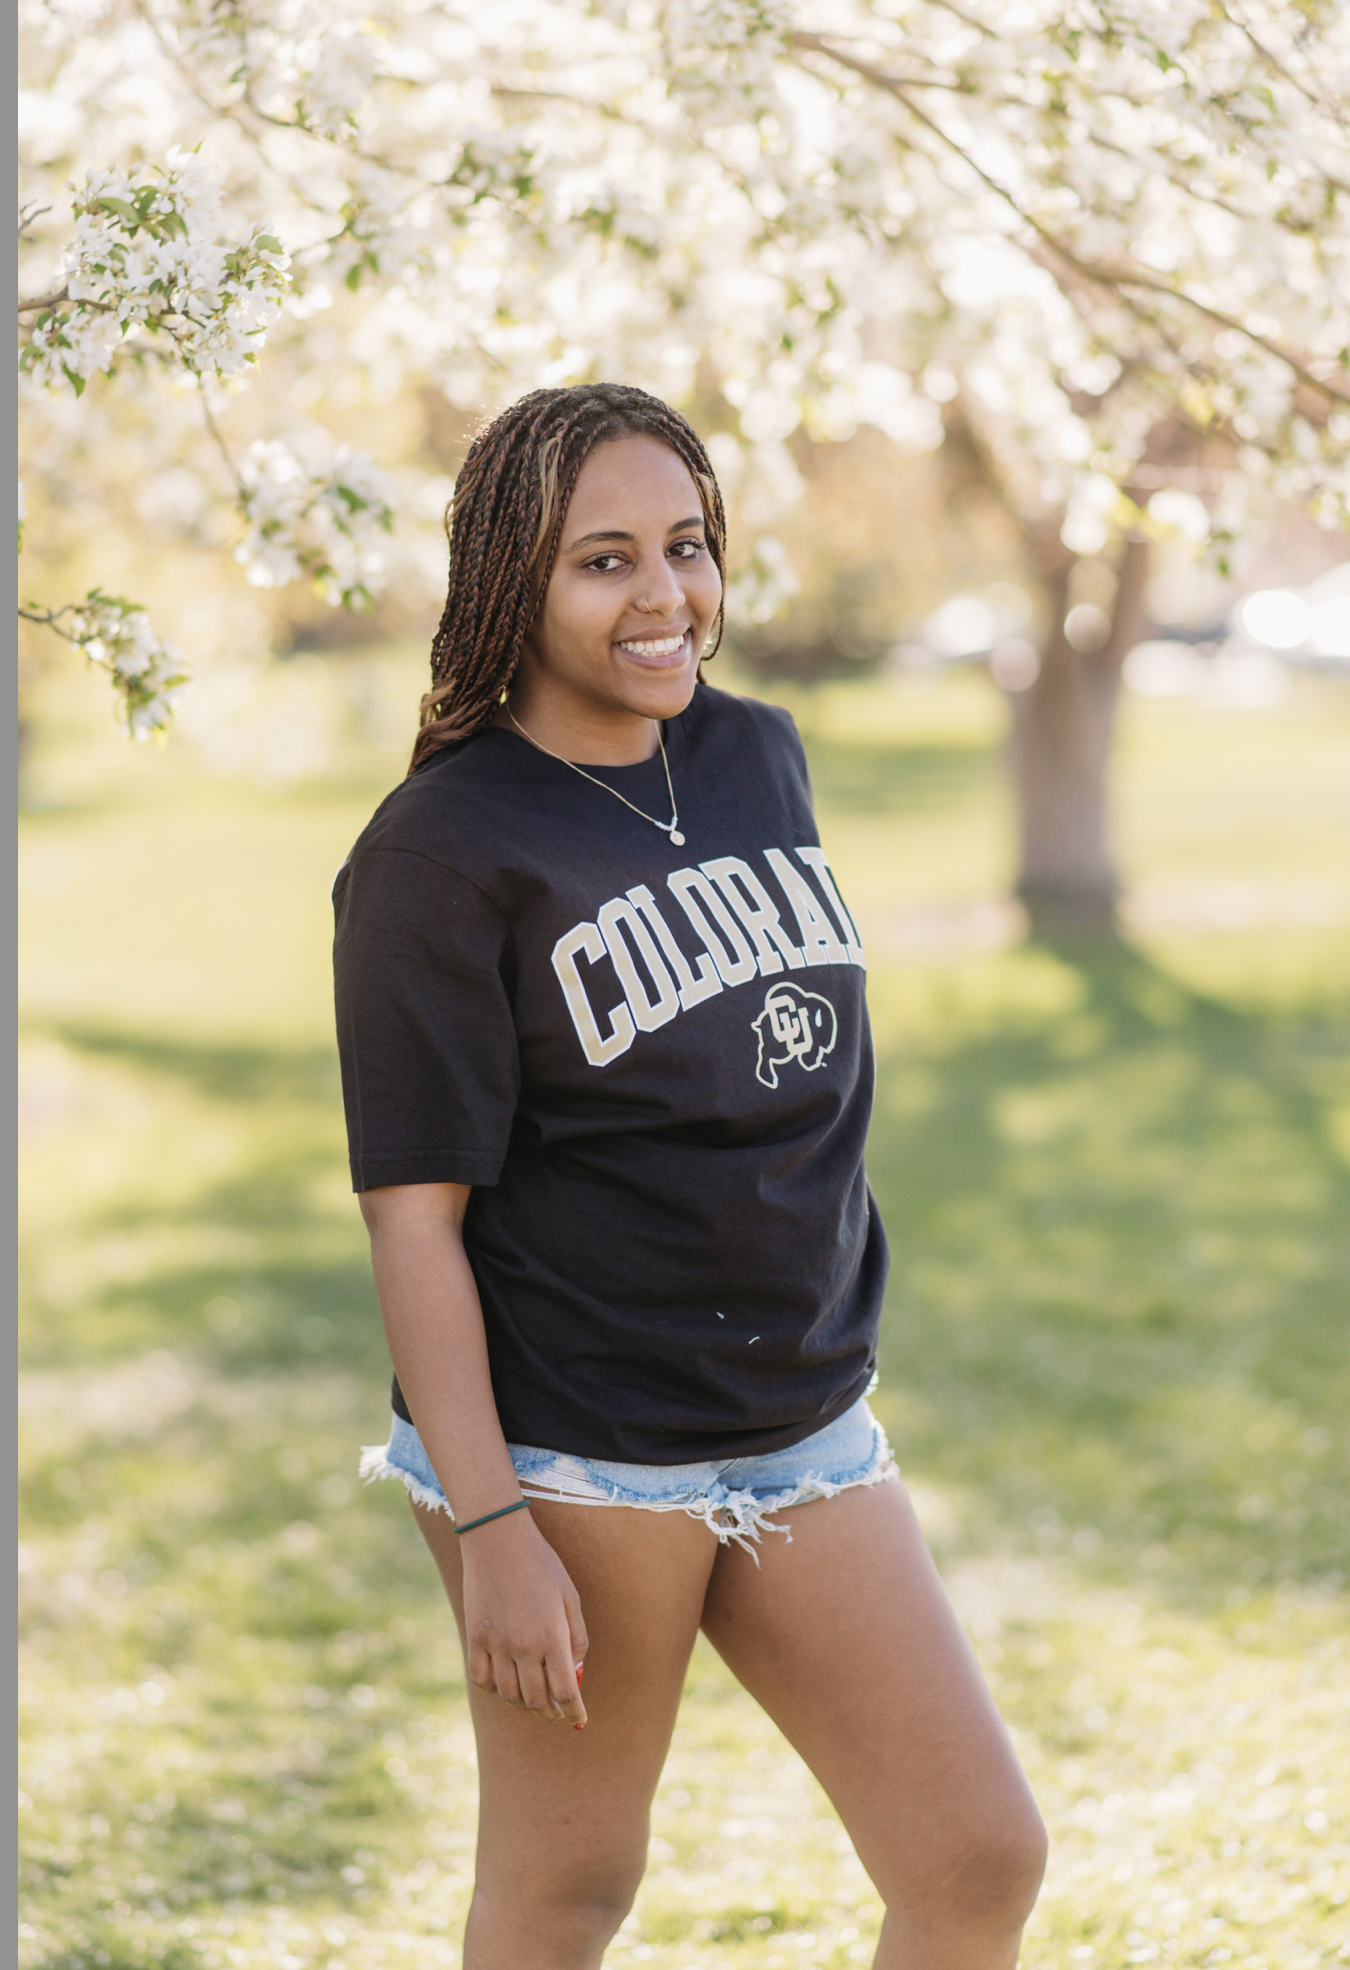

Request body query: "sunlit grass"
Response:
[18, 655, 1350, 1967]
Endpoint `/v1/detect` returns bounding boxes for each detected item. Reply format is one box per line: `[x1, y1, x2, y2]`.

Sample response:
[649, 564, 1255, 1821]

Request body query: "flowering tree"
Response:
[19, 0, 1348, 917]
[17, 146, 395, 733]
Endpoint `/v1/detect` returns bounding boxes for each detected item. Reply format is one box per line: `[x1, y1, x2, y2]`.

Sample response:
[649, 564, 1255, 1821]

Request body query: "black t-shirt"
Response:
[333, 682, 888, 1462]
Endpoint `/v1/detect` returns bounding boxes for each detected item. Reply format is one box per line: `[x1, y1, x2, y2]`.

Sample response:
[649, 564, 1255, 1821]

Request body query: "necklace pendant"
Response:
[669, 828, 685, 847]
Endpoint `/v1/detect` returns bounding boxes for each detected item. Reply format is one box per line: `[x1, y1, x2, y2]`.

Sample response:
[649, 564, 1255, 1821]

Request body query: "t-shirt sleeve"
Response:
[761, 698, 815, 804]
[334, 846, 519, 1191]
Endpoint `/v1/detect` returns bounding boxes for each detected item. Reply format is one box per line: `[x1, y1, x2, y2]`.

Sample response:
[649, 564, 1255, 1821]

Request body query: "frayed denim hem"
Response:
[359, 1443, 452, 1517]
[359, 1430, 898, 1562]
[512, 1453, 898, 1559]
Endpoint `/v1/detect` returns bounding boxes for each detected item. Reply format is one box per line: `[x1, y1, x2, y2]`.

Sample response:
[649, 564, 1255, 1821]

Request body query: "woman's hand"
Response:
[357, 1184, 587, 1723]
[460, 1509, 590, 1727]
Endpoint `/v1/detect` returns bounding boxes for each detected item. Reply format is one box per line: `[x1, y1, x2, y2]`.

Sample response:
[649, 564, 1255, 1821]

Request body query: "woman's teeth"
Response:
[617, 633, 686, 656]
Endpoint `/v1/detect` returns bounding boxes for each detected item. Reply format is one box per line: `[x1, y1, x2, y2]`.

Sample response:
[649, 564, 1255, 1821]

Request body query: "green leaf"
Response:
[255, 235, 284, 254]
[94, 197, 142, 227]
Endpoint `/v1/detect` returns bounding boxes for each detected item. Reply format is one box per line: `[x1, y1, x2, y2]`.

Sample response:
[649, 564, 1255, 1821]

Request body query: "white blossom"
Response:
[1147, 489, 1212, 548]
[322, 165, 428, 293]
[20, 149, 289, 394]
[63, 591, 190, 738]
[726, 534, 800, 626]
[17, 0, 1350, 736]
[285, 26, 382, 140]
[178, 6, 383, 140]
[236, 438, 394, 609]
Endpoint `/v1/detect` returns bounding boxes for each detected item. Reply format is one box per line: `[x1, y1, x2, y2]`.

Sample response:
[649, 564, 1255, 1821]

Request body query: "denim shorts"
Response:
[359, 1393, 896, 1556]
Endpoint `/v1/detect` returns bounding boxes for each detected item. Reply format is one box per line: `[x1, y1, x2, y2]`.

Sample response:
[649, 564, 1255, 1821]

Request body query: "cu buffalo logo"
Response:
[752, 982, 839, 1089]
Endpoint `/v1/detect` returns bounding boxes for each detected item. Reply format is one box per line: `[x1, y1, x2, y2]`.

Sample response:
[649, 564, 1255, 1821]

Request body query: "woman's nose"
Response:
[635, 556, 684, 614]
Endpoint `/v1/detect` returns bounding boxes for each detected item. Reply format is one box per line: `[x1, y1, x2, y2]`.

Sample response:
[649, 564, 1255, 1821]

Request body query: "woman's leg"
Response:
[414, 1497, 718, 1970]
[700, 1476, 1047, 1970]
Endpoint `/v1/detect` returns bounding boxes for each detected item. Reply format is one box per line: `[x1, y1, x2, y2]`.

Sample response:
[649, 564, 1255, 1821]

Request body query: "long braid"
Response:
[409, 384, 727, 774]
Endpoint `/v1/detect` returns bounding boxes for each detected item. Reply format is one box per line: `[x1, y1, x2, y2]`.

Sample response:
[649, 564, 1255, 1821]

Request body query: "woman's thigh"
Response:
[414, 1498, 717, 1897]
[699, 1477, 1046, 1953]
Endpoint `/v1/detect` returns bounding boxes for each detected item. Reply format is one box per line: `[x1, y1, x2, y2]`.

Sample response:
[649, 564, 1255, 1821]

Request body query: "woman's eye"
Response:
[670, 538, 704, 560]
[586, 553, 627, 573]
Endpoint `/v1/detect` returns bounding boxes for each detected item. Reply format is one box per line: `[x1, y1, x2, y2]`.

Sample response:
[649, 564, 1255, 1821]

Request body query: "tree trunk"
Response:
[1008, 534, 1150, 934]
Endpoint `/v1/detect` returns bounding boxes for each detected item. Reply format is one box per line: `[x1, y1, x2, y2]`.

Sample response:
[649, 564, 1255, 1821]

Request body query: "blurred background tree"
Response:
[18, 0, 1349, 923]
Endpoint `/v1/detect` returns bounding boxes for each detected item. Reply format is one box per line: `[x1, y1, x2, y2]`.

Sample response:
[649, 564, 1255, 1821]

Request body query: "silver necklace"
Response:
[506, 706, 685, 847]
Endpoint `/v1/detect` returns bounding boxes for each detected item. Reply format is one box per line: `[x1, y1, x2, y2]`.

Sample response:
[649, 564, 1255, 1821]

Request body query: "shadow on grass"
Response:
[56, 1021, 342, 1106]
[870, 928, 1350, 1608]
[30, 949, 1350, 1613]
[23, 1021, 382, 1381]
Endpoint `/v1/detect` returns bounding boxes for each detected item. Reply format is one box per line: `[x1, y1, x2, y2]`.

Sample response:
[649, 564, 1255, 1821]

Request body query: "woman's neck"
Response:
[495, 686, 661, 766]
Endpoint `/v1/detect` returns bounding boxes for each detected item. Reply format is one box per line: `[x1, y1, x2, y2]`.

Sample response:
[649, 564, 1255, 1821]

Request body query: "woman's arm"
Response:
[360, 1181, 588, 1727]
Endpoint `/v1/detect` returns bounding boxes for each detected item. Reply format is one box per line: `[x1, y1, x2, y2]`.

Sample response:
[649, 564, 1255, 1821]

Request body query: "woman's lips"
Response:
[613, 628, 692, 667]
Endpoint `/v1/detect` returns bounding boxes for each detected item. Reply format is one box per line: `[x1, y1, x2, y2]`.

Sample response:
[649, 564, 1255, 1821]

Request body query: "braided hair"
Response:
[409, 383, 727, 774]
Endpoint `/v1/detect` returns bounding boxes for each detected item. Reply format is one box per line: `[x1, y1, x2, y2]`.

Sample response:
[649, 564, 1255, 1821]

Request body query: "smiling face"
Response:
[505, 434, 723, 761]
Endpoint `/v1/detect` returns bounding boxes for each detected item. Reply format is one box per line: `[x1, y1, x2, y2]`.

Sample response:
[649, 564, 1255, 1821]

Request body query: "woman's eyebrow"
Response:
[568, 515, 706, 549]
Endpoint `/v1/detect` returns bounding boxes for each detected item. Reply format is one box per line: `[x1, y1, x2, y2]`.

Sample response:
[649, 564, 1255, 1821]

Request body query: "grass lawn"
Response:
[18, 651, 1350, 1970]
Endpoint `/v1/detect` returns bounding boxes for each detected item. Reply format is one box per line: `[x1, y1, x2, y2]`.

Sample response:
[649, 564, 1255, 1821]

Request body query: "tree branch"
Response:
[789, 31, 1350, 408]
[18, 288, 70, 314]
[1090, 264, 1349, 406]
[1214, 1, 1350, 133]
[18, 603, 83, 644]
[194, 377, 247, 500]
[127, 0, 340, 222]
[940, 402, 1064, 555]
[927, 0, 998, 41]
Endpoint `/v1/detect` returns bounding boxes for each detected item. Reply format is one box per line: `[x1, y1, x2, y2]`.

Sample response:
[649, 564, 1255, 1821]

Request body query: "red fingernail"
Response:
[573, 1721, 585, 1731]
[575, 1664, 585, 1685]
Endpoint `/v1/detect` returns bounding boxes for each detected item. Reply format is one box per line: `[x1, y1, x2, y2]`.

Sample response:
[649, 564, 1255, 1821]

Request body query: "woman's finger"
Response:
[491, 1654, 524, 1709]
[544, 1635, 588, 1729]
[564, 1586, 589, 1668]
[515, 1654, 563, 1720]
[466, 1644, 496, 1695]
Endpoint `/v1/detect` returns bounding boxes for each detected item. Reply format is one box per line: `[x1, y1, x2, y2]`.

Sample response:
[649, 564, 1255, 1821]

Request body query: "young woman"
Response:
[335, 382, 1046, 1969]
